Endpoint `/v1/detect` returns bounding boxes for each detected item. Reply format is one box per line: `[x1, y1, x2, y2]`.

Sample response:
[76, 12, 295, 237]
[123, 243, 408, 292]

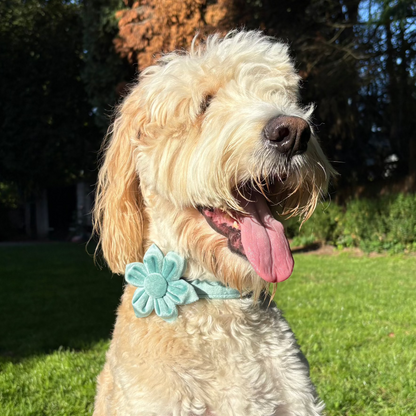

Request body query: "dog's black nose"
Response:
[263, 116, 311, 156]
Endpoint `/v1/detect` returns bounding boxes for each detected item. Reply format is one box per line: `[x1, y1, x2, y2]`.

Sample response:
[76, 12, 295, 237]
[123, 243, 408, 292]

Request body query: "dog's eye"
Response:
[200, 95, 213, 114]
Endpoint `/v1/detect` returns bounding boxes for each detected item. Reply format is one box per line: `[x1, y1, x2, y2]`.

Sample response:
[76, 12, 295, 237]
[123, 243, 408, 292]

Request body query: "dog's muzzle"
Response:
[263, 116, 311, 157]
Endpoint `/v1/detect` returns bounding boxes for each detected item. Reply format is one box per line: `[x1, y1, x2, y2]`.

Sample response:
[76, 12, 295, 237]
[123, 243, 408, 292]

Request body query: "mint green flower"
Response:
[125, 244, 199, 322]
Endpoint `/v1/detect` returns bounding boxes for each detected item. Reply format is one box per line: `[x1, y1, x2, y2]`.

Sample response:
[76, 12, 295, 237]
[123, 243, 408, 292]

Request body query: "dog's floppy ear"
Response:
[93, 87, 146, 274]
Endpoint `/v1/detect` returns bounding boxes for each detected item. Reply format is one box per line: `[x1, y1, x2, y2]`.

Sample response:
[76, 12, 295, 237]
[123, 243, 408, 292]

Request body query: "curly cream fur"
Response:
[93, 31, 334, 416]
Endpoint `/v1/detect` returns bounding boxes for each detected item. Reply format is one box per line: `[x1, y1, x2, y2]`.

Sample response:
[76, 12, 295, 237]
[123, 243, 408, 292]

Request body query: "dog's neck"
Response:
[125, 244, 242, 322]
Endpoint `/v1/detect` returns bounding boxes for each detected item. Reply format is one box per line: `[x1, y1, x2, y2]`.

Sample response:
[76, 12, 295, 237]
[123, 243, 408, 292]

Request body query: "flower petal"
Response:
[162, 252, 186, 282]
[155, 297, 178, 322]
[167, 280, 199, 305]
[132, 289, 154, 318]
[143, 244, 164, 274]
[125, 263, 147, 287]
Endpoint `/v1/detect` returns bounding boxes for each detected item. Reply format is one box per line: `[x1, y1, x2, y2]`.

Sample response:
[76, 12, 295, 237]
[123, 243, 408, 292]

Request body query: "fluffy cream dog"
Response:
[93, 31, 335, 416]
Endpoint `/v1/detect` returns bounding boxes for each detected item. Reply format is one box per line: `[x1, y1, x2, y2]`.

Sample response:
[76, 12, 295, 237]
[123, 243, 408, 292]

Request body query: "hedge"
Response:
[287, 193, 416, 253]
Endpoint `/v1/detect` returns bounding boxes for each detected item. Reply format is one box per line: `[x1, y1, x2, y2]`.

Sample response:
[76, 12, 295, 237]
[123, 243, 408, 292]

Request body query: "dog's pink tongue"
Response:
[239, 192, 294, 283]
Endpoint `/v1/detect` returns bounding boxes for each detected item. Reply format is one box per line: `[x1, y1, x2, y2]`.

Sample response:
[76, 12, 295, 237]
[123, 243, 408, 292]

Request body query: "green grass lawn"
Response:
[276, 253, 416, 415]
[0, 244, 415, 415]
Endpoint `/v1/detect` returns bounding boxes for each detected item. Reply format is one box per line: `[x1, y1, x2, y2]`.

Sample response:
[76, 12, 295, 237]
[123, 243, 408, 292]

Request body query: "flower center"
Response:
[144, 273, 168, 299]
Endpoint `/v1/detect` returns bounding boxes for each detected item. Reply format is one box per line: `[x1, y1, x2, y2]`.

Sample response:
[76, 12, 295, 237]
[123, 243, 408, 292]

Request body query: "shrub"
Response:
[287, 202, 342, 247]
[337, 198, 389, 249]
[288, 193, 416, 253]
[386, 193, 416, 245]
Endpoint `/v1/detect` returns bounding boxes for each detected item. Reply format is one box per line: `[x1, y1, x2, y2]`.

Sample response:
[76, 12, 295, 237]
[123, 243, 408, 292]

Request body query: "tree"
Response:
[0, 0, 101, 193]
[82, 0, 133, 130]
[357, 0, 416, 178]
[112, 0, 250, 70]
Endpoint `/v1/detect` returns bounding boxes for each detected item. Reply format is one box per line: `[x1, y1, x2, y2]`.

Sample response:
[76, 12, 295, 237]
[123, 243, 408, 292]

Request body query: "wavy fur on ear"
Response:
[93, 87, 147, 274]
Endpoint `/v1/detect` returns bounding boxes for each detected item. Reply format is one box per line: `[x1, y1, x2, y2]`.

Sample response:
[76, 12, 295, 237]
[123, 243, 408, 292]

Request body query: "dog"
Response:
[93, 31, 335, 416]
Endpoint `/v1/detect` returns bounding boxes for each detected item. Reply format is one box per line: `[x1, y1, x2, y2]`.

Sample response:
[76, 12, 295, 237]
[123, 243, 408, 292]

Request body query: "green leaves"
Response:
[289, 194, 416, 253]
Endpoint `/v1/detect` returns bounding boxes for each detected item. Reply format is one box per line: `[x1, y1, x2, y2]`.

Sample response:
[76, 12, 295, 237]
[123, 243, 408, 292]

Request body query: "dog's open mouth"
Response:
[199, 189, 294, 283]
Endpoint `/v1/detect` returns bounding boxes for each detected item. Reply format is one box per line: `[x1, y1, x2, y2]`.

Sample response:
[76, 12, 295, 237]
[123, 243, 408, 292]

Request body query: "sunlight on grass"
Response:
[0, 341, 109, 416]
[1, 244, 415, 415]
[275, 253, 416, 416]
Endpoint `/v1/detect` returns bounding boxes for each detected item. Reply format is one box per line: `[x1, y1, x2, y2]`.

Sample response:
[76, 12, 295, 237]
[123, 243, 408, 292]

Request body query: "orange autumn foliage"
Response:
[114, 0, 246, 70]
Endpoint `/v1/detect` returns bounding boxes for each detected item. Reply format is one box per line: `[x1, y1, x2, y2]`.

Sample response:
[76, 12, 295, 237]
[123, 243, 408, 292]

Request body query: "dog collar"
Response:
[125, 244, 241, 323]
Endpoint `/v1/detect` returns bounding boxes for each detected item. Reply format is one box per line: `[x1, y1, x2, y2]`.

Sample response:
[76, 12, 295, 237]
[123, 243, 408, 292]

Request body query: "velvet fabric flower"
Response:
[125, 244, 199, 322]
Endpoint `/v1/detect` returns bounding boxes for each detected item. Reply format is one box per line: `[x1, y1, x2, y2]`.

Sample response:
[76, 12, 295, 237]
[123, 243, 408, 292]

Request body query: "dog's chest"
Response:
[110, 294, 311, 415]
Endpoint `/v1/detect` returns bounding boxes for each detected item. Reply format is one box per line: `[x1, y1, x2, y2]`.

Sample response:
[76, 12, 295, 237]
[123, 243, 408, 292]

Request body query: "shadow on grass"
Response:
[291, 242, 322, 254]
[0, 243, 123, 361]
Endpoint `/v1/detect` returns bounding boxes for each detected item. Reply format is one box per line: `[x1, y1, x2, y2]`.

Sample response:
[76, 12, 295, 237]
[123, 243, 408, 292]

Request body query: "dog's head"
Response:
[94, 31, 336, 294]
